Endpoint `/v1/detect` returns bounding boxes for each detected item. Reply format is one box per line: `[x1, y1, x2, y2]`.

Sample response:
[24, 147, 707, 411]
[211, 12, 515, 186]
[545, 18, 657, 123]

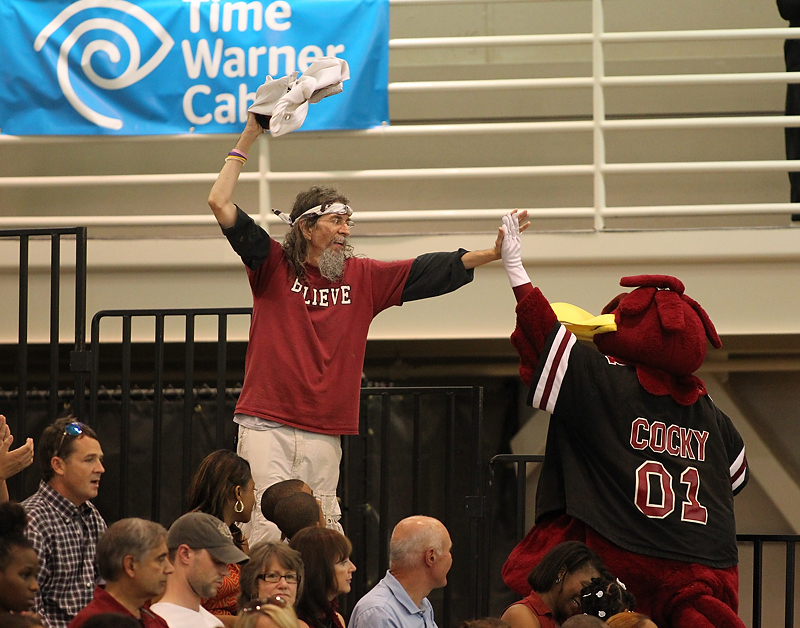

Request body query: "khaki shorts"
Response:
[236, 421, 343, 546]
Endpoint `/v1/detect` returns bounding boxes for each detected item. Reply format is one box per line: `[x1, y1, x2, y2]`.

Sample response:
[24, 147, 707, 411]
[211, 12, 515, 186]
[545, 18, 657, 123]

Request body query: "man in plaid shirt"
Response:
[23, 417, 107, 628]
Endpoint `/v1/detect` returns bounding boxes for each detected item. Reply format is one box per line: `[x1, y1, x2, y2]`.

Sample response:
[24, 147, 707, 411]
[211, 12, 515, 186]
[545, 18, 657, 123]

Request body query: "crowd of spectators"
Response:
[0, 413, 665, 628]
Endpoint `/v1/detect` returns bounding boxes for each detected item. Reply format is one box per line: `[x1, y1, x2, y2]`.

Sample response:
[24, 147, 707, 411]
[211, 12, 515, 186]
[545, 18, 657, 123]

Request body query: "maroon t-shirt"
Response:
[68, 586, 169, 628]
[235, 240, 412, 435]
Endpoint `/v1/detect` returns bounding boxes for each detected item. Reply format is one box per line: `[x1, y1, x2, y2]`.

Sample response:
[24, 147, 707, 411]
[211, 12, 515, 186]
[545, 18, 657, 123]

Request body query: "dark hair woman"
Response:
[186, 450, 256, 627]
[501, 541, 609, 628]
[289, 527, 356, 628]
[0, 502, 39, 614]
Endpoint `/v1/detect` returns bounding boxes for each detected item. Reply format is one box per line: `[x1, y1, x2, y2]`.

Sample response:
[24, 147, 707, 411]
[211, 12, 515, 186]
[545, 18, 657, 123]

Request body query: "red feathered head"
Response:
[593, 275, 722, 376]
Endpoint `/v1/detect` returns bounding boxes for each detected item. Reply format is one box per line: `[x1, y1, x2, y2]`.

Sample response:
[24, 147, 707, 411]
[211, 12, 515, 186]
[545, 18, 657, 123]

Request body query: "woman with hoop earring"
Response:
[187, 449, 256, 627]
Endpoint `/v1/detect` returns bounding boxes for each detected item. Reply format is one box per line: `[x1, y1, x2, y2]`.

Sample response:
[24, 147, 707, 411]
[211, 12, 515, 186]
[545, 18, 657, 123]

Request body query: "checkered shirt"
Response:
[22, 481, 107, 628]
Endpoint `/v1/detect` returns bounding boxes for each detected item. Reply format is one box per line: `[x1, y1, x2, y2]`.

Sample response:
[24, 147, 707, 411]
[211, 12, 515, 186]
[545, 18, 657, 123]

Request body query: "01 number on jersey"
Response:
[634, 460, 709, 524]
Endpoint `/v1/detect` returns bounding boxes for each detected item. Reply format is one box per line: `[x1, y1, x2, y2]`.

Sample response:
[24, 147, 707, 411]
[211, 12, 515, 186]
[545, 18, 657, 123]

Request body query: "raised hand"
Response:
[500, 210, 531, 288]
[0, 415, 34, 481]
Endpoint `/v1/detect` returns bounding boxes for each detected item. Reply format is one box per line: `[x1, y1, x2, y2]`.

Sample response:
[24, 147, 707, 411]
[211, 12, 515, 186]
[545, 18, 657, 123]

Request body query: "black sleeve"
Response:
[221, 205, 272, 270]
[401, 249, 474, 303]
[778, 0, 800, 24]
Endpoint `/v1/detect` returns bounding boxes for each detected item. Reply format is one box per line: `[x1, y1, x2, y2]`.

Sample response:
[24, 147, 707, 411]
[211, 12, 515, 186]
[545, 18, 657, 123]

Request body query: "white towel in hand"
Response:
[248, 72, 299, 120]
[248, 57, 350, 137]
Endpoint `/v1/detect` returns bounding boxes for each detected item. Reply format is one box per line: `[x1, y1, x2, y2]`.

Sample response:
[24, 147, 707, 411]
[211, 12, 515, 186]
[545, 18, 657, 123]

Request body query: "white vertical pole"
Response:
[592, 0, 607, 232]
[258, 133, 272, 234]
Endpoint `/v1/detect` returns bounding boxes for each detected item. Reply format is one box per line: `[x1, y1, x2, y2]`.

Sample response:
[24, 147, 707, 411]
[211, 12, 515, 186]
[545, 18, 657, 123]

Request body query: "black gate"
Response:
[0, 227, 88, 500]
[87, 307, 252, 521]
[344, 386, 487, 625]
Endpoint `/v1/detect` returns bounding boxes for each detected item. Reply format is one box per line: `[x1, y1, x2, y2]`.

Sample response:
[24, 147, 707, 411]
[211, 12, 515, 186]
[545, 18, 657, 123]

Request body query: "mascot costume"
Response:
[499, 212, 749, 628]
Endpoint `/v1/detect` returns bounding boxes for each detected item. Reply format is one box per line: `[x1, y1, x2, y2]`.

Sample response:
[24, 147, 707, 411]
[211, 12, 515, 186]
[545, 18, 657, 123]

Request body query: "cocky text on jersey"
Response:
[630, 417, 709, 462]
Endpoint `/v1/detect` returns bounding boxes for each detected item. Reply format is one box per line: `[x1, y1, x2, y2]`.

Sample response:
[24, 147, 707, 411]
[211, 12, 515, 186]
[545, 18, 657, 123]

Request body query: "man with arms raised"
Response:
[209, 114, 522, 543]
[23, 418, 106, 628]
[69, 518, 172, 628]
[151, 512, 249, 628]
[349, 516, 452, 628]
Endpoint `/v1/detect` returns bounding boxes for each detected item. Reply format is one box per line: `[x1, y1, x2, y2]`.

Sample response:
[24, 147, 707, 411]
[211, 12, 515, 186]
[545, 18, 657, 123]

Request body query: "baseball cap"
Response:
[167, 512, 249, 565]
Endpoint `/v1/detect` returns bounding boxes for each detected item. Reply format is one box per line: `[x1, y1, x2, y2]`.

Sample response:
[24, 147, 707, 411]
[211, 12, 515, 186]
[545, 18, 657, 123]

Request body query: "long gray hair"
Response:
[282, 186, 353, 280]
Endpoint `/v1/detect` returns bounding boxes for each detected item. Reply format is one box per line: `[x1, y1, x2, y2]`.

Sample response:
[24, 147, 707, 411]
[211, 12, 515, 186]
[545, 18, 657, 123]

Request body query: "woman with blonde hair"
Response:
[606, 612, 658, 628]
[236, 596, 299, 628]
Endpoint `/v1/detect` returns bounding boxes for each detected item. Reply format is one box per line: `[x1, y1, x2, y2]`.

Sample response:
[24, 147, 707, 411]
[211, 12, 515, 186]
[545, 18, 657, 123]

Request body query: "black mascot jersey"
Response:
[529, 322, 749, 569]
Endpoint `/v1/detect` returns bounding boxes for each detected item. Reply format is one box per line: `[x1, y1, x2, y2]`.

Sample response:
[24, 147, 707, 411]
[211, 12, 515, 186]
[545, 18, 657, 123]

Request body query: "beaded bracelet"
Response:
[225, 149, 247, 165]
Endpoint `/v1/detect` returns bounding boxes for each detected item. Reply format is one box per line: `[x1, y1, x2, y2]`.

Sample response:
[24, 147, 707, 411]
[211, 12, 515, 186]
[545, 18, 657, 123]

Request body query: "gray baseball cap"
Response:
[167, 512, 249, 565]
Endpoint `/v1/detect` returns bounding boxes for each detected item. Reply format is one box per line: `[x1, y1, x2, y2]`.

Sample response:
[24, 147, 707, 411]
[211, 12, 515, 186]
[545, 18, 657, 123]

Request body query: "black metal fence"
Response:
[738, 535, 798, 628]
[0, 227, 87, 497]
[88, 307, 252, 521]
[488, 454, 546, 543]
[344, 386, 487, 625]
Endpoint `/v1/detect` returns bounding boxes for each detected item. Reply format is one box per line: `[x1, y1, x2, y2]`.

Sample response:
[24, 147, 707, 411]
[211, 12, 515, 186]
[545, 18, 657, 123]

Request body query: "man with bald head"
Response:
[348, 516, 452, 628]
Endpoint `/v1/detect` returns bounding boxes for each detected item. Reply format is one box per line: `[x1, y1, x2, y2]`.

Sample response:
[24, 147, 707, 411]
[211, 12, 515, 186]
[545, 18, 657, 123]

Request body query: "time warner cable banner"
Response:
[0, 0, 389, 135]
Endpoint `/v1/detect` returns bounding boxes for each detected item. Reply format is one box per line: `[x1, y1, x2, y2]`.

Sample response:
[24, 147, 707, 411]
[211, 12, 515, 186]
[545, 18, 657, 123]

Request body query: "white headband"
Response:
[272, 202, 353, 226]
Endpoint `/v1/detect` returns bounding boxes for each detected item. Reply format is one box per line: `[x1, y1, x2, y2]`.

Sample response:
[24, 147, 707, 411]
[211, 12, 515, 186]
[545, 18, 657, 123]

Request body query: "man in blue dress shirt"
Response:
[349, 516, 452, 628]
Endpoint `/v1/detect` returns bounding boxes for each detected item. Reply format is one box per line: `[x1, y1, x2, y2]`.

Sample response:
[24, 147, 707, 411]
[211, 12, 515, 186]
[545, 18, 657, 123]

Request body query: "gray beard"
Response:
[318, 246, 346, 282]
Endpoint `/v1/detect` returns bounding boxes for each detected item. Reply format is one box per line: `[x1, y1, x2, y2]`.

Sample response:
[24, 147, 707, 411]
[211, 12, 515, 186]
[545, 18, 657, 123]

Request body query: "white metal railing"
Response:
[2, 0, 800, 231]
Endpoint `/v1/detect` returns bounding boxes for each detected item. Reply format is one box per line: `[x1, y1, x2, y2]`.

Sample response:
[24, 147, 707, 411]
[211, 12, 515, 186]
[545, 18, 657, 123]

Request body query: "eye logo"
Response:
[34, 0, 174, 130]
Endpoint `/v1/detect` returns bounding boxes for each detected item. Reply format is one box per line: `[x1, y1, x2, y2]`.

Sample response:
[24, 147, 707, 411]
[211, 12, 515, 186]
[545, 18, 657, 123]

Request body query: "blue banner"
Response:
[0, 0, 389, 135]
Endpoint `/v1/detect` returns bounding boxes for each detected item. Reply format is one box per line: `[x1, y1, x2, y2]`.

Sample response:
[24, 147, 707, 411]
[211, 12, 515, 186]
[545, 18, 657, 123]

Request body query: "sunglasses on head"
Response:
[56, 421, 85, 457]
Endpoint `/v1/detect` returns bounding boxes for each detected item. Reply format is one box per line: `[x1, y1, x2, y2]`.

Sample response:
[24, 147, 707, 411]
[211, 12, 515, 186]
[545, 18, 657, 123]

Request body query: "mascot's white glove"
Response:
[501, 212, 531, 288]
